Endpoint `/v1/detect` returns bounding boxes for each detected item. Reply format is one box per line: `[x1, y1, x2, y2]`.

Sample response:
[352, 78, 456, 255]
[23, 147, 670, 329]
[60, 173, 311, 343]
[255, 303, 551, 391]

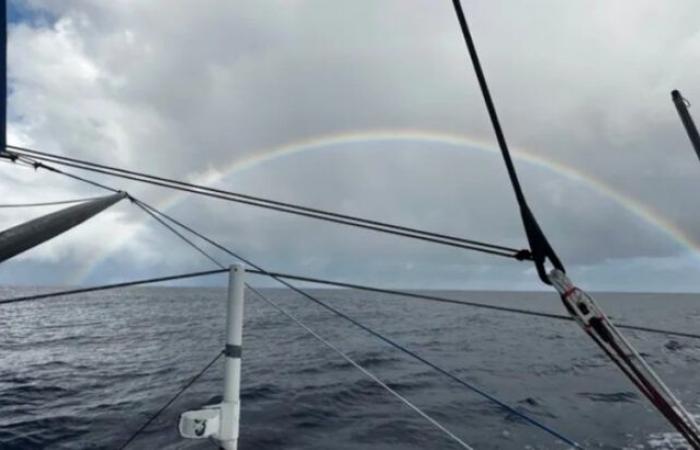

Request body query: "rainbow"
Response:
[70, 129, 700, 284]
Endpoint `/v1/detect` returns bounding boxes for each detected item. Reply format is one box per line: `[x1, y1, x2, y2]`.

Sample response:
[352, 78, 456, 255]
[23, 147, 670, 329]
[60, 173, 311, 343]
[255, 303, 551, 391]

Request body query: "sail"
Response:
[0, 192, 127, 263]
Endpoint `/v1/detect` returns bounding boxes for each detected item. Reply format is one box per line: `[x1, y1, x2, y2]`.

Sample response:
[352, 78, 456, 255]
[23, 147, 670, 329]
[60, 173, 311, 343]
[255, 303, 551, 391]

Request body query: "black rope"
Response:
[117, 351, 223, 450]
[5, 145, 531, 261]
[450, 0, 562, 282]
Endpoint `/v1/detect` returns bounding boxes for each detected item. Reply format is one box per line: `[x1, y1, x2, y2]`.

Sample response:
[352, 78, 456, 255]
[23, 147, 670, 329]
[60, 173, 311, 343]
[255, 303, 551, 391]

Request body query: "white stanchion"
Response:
[179, 263, 245, 449]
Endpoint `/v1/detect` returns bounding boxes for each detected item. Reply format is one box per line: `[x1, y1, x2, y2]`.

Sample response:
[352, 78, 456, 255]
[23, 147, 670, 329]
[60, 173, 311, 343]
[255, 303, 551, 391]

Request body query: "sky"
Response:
[2, 0, 700, 291]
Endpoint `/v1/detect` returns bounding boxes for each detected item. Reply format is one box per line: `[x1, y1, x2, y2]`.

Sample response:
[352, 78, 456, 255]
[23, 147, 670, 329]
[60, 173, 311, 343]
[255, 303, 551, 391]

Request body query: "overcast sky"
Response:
[2, 0, 700, 291]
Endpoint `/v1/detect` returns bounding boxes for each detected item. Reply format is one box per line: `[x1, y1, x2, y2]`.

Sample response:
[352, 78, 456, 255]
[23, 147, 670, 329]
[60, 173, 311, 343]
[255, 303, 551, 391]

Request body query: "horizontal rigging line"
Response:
[245, 270, 700, 340]
[15, 152, 520, 259]
[0, 195, 106, 208]
[0, 269, 226, 305]
[9, 149, 521, 258]
[6, 145, 529, 259]
[1, 268, 697, 340]
[21, 153, 516, 258]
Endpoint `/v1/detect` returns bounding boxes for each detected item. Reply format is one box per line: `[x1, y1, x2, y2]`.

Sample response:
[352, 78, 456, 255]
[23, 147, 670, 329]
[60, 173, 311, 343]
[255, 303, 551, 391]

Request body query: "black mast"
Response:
[671, 90, 700, 162]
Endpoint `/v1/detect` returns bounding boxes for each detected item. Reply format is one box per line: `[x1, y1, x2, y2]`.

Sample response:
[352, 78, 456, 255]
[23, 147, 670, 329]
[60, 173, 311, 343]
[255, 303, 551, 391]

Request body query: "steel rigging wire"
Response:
[3, 145, 530, 260]
[116, 351, 224, 450]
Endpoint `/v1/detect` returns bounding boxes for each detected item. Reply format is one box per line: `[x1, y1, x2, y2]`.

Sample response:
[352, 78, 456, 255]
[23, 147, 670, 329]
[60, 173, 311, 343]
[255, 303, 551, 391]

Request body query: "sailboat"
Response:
[2, 1, 699, 449]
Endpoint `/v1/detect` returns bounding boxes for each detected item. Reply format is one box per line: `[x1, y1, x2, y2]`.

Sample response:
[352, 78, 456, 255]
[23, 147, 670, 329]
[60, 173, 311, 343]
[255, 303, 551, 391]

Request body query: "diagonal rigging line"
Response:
[15, 154, 120, 193]
[243, 270, 700, 340]
[136, 196, 563, 447]
[449, 0, 562, 283]
[6, 144, 517, 251]
[449, 2, 700, 444]
[126, 198, 476, 449]
[245, 284, 475, 450]
[132, 199, 226, 269]
[4, 145, 530, 260]
[135, 193, 476, 448]
[117, 351, 223, 450]
[135, 200, 582, 448]
[136, 191, 475, 448]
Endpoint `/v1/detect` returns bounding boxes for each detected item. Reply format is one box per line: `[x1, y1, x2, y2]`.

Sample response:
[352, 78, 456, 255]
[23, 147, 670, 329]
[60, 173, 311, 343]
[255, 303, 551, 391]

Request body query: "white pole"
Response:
[220, 263, 245, 450]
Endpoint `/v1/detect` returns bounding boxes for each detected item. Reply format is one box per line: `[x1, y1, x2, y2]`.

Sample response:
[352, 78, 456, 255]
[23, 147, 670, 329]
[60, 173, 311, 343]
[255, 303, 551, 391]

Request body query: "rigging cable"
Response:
[450, 0, 561, 283]
[131, 198, 582, 448]
[131, 198, 226, 269]
[245, 284, 475, 450]
[117, 351, 224, 450]
[15, 154, 120, 193]
[449, 1, 700, 446]
[0, 269, 226, 305]
[4, 145, 530, 261]
[1, 268, 698, 341]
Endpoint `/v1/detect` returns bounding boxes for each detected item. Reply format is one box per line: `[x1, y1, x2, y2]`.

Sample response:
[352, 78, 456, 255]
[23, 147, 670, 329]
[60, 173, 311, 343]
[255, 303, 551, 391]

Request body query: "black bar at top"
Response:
[672, 90, 700, 163]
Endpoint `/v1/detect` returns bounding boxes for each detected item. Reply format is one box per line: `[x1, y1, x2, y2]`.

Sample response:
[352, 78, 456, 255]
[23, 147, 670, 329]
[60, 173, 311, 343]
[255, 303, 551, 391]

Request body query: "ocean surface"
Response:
[0, 286, 698, 450]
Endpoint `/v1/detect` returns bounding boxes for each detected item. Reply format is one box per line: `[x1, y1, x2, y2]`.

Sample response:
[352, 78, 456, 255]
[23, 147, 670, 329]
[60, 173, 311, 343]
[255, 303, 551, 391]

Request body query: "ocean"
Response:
[0, 287, 698, 449]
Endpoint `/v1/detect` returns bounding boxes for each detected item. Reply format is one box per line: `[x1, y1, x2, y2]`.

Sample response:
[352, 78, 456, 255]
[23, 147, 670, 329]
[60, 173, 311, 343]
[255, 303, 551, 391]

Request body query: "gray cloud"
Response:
[3, 0, 700, 291]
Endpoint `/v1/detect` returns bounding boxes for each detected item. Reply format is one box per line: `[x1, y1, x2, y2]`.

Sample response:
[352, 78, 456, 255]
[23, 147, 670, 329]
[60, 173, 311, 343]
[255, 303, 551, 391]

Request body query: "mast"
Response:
[671, 90, 700, 162]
